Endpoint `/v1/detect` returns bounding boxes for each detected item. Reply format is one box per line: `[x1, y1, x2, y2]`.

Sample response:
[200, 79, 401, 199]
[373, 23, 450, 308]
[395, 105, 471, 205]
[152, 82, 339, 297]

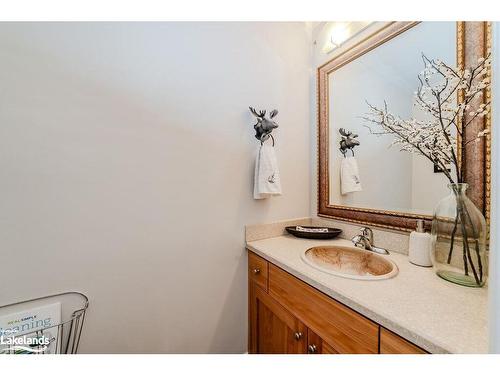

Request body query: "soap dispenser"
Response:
[408, 220, 432, 267]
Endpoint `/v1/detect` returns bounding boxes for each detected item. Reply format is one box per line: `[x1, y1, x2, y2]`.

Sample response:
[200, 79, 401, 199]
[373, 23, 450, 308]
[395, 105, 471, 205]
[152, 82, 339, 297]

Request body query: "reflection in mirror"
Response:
[328, 22, 456, 215]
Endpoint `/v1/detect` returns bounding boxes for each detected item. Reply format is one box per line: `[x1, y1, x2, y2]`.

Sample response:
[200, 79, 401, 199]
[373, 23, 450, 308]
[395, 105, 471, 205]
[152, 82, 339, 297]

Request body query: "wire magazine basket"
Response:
[0, 292, 89, 354]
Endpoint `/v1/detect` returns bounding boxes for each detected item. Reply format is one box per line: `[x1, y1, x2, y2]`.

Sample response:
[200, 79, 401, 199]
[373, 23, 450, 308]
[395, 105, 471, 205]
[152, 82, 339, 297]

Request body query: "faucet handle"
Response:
[351, 234, 366, 248]
[360, 227, 373, 243]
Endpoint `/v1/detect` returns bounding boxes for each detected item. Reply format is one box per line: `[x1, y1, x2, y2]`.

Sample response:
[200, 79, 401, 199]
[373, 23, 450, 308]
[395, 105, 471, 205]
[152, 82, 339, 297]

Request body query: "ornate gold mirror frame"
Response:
[317, 21, 491, 232]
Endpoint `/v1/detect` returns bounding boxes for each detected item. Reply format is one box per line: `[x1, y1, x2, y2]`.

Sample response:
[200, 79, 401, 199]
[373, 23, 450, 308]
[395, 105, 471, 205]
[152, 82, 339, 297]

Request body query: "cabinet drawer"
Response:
[380, 328, 427, 354]
[269, 264, 378, 353]
[248, 251, 269, 291]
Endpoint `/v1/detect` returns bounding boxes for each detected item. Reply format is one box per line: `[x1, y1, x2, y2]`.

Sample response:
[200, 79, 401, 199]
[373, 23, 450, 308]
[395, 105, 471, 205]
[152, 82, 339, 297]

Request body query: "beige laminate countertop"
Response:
[246, 235, 488, 354]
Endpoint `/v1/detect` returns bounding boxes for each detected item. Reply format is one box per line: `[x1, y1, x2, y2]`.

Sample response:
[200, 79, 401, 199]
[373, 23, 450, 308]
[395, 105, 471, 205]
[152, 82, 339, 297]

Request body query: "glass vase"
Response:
[431, 183, 487, 287]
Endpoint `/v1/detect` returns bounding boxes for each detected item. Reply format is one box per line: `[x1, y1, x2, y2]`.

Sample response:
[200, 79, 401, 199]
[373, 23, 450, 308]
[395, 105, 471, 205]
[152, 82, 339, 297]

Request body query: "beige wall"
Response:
[0, 22, 311, 353]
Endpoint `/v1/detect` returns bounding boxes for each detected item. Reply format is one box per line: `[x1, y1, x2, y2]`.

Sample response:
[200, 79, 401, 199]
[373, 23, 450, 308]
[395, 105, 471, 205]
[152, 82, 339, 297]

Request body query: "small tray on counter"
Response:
[285, 226, 342, 240]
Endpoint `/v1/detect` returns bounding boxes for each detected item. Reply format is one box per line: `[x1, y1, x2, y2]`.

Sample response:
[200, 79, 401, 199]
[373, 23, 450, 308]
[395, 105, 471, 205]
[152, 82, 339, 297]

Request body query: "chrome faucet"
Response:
[351, 227, 390, 255]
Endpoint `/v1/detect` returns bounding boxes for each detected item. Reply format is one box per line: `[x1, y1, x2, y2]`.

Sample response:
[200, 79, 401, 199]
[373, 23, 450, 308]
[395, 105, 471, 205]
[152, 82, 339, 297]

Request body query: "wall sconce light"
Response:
[330, 23, 350, 48]
[322, 22, 373, 54]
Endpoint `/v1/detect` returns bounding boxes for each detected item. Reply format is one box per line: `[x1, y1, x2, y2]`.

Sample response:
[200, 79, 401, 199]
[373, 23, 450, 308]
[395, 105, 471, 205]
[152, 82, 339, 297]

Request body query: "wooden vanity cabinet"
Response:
[248, 251, 427, 355]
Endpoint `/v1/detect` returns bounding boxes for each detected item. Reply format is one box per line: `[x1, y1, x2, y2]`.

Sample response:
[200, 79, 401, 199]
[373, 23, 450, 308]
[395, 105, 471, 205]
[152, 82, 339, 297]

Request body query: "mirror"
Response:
[318, 22, 491, 231]
[328, 22, 455, 215]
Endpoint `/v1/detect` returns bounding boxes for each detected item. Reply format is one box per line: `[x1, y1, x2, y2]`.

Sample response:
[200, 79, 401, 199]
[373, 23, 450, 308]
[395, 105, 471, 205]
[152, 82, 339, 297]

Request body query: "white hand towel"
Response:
[254, 144, 282, 199]
[341, 156, 362, 195]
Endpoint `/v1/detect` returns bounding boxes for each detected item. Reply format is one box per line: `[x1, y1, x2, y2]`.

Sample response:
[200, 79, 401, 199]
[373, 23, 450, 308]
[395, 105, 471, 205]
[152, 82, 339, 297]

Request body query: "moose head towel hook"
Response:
[249, 106, 282, 200]
[249, 107, 279, 146]
[339, 128, 360, 157]
[339, 128, 362, 194]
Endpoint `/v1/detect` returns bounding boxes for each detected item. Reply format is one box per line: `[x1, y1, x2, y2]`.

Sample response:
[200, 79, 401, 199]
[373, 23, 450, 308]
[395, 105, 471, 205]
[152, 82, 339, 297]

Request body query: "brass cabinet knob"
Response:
[308, 344, 317, 353]
[294, 332, 303, 340]
[253, 268, 261, 274]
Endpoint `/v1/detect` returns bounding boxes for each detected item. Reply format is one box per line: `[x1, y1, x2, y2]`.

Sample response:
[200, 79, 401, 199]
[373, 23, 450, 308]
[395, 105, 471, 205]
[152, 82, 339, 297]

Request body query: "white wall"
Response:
[489, 21, 500, 354]
[0, 22, 311, 353]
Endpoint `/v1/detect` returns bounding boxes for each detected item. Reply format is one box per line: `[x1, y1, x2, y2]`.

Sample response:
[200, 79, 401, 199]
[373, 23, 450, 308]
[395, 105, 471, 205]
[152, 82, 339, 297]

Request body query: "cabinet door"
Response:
[307, 329, 339, 354]
[249, 281, 307, 354]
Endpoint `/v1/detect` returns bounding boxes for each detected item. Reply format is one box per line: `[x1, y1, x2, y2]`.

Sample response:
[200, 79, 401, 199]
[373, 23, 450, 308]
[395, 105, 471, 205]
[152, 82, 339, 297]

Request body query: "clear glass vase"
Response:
[431, 183, 487, 287]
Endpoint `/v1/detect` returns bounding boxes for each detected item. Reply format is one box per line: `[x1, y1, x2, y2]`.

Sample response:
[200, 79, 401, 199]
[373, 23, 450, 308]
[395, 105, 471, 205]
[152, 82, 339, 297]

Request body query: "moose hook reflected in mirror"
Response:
[339, 128, 359, 157]
[249, 107, 278, 146]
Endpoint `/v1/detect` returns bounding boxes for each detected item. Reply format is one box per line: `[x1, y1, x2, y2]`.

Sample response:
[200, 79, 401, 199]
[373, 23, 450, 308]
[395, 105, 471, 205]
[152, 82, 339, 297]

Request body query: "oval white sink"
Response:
[301, 246, 398, 280]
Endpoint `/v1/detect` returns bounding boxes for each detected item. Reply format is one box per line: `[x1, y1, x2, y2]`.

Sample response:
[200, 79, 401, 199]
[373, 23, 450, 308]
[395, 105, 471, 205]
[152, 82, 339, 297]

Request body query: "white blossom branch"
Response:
[363, 53, 491, 184]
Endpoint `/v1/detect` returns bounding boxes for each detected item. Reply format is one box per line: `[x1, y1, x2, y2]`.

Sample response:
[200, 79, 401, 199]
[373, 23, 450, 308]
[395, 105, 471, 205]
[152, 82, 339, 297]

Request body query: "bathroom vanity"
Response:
[246, 232, 488, 354]
[249, 251, 425, 354]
